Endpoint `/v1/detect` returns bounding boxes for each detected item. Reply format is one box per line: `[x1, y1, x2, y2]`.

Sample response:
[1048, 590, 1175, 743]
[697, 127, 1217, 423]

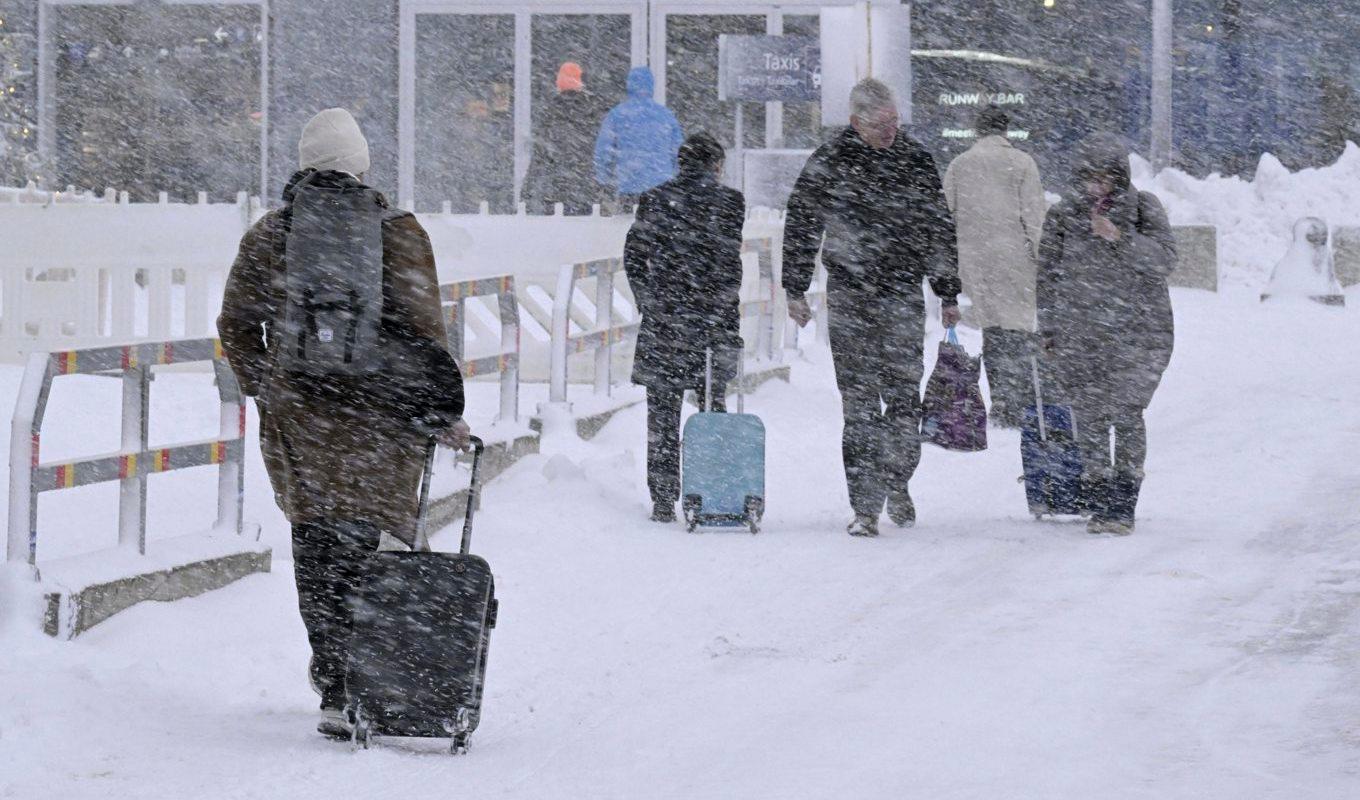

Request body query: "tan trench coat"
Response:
[943, 135, 1048, 332]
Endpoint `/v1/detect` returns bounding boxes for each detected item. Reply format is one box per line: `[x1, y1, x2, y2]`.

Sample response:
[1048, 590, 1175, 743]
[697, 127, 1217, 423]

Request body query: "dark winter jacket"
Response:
[523, 88, 610, 212]
[218, 169, 464, 543]
[783, 126, 961, 304]
[623, 168, 745, 391]
[1037, 139, 1177, 411]
[595, 68, 684, 196]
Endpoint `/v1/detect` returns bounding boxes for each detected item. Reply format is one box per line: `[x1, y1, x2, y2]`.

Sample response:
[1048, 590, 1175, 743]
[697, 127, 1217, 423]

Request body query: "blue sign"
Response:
[718, 35, 821, 103]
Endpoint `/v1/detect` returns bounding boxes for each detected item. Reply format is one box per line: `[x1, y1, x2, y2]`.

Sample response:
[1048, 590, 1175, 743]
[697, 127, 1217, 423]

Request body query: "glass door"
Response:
[414, 13, 516, 213]
[50, 1, 264, 201]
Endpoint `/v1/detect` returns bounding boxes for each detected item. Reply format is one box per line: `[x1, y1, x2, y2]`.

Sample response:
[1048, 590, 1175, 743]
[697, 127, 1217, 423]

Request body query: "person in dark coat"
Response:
[623, 132, 745, 523]
[1037, 134, 1177, 535]
[784, 78, 962, 538]
[217, 108, 471, 737]
[523, 62, 609, 215]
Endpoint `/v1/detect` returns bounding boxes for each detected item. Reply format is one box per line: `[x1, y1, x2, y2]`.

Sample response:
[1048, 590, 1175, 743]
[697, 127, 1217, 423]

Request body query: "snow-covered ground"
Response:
[2, 283, 1358, 798]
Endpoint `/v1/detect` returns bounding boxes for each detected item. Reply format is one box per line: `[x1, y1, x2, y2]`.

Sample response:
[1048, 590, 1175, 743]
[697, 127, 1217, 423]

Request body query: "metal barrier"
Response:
[547, 239, 797, 406]
[6, 338, 246, 566]
[441, 275, 521, 422]
[740, 237, 780, 365]
[548, 256, 640, 404]
[0, 192, 259, 363]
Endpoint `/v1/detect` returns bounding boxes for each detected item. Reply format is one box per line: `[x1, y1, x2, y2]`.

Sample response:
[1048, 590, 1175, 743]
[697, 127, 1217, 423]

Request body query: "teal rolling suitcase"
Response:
[681, 351, 766, 534]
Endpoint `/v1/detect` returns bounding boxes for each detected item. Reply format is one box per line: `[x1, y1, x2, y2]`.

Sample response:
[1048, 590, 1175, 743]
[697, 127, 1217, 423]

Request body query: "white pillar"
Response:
[1151, 0, 1174, 171]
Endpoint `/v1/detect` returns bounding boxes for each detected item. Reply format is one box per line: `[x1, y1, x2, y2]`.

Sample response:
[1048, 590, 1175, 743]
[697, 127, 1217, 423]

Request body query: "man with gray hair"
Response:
[784, 78, 962, 537]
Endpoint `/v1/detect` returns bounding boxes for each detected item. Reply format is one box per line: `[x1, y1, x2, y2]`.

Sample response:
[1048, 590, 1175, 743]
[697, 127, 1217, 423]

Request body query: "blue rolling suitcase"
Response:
[681, 351, 766, 534]
[1021, 358, 1084, 518]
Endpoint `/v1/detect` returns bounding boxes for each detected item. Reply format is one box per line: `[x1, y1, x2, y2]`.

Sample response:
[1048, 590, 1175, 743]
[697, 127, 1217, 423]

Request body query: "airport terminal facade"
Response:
[5, 0, 1355, 205]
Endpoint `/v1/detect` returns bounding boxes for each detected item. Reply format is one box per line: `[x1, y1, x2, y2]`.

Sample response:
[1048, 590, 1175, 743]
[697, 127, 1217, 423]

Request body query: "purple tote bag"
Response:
[920, 327, 988, 452]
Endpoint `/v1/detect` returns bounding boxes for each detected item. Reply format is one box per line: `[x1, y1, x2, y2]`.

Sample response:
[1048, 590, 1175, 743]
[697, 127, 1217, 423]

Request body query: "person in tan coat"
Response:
[943, 106, 1048, 427]
[217, 108, 470, 737]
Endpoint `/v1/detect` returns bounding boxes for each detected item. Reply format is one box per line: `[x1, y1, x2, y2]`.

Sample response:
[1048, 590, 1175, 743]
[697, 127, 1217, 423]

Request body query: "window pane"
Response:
[415, 14, 515, 213]
[665, 14, 766, 151]
[782, 14, 825, 149]
[528, 14, 632, 211]
[53, 4, 262, 201]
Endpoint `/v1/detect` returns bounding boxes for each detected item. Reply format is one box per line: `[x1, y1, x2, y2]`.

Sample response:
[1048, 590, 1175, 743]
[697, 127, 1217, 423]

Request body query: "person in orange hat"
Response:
[523, 61, 610, 215]
[557, 62, 584, 92]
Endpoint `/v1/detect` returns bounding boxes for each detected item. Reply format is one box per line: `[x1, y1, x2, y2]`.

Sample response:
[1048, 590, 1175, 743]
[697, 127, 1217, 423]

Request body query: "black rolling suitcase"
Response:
[345, 436, 497, 754]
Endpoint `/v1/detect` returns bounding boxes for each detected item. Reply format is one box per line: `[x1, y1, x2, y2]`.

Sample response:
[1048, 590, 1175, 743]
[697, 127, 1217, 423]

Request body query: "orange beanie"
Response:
[556, 62, 584, 92]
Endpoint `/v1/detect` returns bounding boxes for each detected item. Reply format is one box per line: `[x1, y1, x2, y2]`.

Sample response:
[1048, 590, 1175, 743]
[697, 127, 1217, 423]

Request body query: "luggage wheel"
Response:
[446, 707, 473, 755]
[745, 496, 764, 534]
[351, 713, 372, 752]
[683, 495, 702, 534]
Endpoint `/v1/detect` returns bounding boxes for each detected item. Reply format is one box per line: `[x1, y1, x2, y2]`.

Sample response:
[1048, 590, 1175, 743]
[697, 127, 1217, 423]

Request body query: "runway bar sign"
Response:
[718, 35, 821, 103]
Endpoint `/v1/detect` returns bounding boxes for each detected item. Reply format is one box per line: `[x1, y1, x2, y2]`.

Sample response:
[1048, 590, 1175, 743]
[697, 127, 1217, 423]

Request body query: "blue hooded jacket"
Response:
[594, 68, 684, 195]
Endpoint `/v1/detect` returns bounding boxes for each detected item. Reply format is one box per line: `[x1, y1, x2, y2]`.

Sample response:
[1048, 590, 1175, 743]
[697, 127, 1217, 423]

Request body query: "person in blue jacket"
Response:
[594, 67, 684, 208]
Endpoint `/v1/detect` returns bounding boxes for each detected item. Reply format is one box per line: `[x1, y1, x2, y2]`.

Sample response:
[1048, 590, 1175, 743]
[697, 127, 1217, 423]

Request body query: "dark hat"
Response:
[976, 105, 1010, 137]
[678, 131, 726, 174]
[1073, 133, 1132, 190]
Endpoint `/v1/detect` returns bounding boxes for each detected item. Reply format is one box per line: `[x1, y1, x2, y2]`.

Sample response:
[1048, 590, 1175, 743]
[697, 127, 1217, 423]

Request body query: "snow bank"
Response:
[1132, 143, 1360, 290]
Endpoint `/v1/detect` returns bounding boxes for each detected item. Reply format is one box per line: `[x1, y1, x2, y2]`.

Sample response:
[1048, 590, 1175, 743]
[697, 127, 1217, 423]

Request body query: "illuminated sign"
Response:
[718, 35, 822, 103]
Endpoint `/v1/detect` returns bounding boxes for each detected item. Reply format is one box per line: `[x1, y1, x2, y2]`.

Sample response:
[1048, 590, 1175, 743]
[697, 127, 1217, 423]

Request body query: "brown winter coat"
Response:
[217, 170, 463, 543]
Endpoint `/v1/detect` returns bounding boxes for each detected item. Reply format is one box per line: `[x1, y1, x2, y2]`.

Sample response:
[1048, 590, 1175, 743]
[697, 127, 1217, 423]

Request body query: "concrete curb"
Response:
[43, 547, 272, 639]
[530, 366, 792, 441]
[529, 398, 646, 441]
[426, 431, 540, 533]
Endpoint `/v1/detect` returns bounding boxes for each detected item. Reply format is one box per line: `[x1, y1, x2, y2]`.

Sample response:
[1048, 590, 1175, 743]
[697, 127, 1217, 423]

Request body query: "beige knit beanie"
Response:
[298, 108, 370, 176]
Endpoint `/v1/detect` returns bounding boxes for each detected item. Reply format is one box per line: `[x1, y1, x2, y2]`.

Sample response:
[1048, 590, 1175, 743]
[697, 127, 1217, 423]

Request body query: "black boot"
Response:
[1108, 470, 1143, 532]
[1078, 472, 1110, 521]
[1087, 471, 1140, 536]
[651, 501, 677, 524]
[886, 490, 916, 528]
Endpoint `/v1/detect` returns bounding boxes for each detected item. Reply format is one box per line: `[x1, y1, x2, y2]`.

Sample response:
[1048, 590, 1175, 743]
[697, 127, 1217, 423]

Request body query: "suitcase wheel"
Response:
[447, 708, 473, 755]
[744, 496, 764, 534]
[683, 495, 702, 533]
[351, 713, 372, 751]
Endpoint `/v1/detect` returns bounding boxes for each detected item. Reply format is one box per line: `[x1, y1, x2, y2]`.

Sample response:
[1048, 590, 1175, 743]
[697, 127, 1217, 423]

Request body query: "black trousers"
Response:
[1073, 406, 1147, 522]
[292, 520, 381, 709]
[647, 386, 725, 505]
[827, 290, 925, 518]
[982, 327, 1037, 427]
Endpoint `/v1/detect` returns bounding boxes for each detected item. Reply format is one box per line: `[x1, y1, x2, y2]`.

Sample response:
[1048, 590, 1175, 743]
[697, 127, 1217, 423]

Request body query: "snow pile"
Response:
[1262, 218, 1344, 302]
[1131, 143, 1360, 290]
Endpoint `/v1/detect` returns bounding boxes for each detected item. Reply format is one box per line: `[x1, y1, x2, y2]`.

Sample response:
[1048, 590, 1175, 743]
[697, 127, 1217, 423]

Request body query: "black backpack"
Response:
[275, 172, 388, 376]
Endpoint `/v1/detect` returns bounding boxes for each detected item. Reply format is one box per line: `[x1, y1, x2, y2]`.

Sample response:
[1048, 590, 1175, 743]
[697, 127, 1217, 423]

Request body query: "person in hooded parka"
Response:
[1037, 135, 1178, 535]
[523, 62, 610, 215]
[595, 66, 685, 208]
[217, 108, 472, 737]
[623, 132, 745, 523]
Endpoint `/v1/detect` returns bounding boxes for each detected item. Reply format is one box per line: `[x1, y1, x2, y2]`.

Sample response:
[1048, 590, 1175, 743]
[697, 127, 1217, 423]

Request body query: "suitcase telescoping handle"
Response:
[703, 347, 746, 414]
[414, 434, 486, 554]
[459, 436, 486, 556]
[1030, 357, 1048, 443]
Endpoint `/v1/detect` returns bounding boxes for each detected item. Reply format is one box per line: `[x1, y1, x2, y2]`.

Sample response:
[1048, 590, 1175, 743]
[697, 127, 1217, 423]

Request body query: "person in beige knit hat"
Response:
[298, 107, 371, 177]
[219, 107, 471, 738]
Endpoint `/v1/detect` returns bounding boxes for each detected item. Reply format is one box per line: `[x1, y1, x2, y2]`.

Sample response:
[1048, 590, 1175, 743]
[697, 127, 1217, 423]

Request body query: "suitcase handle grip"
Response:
[414, 435, 486, 553]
